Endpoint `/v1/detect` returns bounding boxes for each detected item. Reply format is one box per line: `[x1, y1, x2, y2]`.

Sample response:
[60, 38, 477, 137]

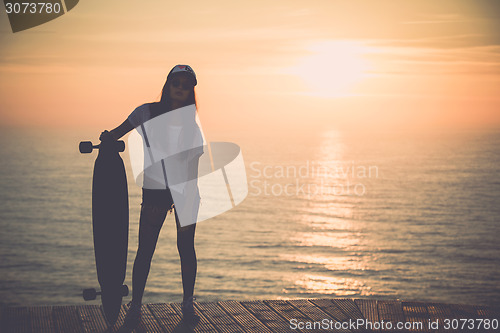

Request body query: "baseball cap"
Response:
[167, 65, 197, 86]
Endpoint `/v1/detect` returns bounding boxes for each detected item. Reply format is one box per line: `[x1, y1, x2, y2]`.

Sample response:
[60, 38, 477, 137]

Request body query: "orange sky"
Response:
[0, 0, 499, 134]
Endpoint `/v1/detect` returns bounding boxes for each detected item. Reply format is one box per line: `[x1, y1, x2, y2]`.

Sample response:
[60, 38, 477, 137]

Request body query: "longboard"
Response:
[80, 139, 129, 326]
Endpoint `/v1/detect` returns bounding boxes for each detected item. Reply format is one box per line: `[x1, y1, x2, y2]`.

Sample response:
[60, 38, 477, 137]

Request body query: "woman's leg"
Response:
[131, 203, 168, 305]
[175, 210, 197, 301]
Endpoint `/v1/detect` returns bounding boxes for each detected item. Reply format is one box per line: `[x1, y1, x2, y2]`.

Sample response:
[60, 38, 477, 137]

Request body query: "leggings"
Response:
[131, 188, 197, 305]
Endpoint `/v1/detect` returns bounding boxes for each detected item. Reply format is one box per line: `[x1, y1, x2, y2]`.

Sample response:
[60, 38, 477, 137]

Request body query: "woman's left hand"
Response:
[99, 130, 114, 142]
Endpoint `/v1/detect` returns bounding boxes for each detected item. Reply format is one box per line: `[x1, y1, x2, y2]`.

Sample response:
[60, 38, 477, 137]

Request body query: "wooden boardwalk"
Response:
[1, 298, 498, 333]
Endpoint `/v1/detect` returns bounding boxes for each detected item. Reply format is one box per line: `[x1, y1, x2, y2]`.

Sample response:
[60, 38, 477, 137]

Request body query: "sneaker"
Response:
[122, 301, 142, 329]
[181, 296, 200, 323]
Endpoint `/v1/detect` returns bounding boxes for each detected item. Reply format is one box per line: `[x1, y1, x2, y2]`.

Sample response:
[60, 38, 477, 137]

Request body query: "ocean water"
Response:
[0, 127, 499, 308]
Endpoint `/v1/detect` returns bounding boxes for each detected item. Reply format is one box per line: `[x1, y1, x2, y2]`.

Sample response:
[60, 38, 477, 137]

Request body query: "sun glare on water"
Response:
[287, 40, 373, 98]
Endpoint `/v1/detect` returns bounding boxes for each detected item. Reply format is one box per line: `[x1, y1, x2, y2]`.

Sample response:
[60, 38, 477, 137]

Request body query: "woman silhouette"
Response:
[100, 65, 201, 328]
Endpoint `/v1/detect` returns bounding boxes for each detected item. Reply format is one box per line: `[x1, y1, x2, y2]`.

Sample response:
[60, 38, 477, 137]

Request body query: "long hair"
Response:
[157, 75, 197, 111]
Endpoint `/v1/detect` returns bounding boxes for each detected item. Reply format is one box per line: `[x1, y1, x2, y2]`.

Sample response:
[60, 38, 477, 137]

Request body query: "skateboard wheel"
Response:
[79, 141, 94, 154]
[83, 288, 97, 301]
[121, 284, 129, 297]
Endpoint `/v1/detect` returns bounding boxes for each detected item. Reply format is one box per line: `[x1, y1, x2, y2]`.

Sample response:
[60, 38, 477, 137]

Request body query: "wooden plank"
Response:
[331, 299, 367, 333]
[148, 303, 183, 332]
[28, 306, 54, 333]
[77, 305, 107, 333]
[266, 300, 324, 333]
[475, 305, 500, 333]
[467, 304, 491, 333]
[171, 301, 218, 332]
[377, 300, 404, 333]
[265, 300, 310, 322]
[448, 303, 488, 333]
[425, 302, 454, 333]
[132, 304, 164, 333]
[52, 305, 83, 333]
[476, 305, 500, 319]
[218, 300, 272, 333]
[449, 303, 480, 319]
[2, 306, 31, 333]
[332, 299, 364, 320]
[241, 300, 296, 333]
[355, 299, 379, 331]
[402, 302, 430, 333]
[309, 299, 351, 322]
[287, 299, 350, 333]
[105, 303, 158, 333]
[194, 302, 245, 333]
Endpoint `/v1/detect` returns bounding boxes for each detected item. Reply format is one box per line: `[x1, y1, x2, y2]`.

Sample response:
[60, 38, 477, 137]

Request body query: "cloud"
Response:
[401, 13, 472, 25]
[364, 42, 500, 76]
[373, 33, 499, 49]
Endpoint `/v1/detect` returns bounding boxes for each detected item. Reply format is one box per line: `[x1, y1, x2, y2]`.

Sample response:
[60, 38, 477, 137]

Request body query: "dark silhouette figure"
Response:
[100, 65, 201, 330]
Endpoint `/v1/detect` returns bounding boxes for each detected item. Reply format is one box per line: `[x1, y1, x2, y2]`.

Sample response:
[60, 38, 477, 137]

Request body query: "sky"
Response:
[0, 0, 499, 135]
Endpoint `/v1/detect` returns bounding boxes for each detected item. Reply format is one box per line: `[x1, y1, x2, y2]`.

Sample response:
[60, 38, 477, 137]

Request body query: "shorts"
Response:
[141, 188, 193, 231]
[141, 188, 175, 212]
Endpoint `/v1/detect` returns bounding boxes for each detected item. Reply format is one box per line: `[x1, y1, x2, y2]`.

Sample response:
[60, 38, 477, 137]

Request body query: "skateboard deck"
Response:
[80, 139, 129, 326]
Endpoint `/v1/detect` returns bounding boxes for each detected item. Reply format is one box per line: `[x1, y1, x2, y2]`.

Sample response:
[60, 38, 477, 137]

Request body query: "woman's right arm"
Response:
[100, 119, 134, 141]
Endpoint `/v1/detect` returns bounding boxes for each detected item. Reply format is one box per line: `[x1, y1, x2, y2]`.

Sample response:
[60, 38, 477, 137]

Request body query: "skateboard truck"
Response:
[79, 140, 125, 154]
[82, 285, 129, 301]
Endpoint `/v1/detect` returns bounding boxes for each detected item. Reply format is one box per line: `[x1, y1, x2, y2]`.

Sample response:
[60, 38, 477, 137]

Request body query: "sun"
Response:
[287, 40, 372, 98]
